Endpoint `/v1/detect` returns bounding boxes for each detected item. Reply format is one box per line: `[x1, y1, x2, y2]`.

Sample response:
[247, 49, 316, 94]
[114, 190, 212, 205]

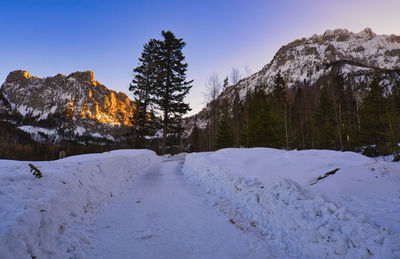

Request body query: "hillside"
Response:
[186, 28, 400, 154]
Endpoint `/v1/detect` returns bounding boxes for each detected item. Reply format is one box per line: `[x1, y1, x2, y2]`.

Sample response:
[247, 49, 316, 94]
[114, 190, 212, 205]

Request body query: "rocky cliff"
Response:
[0, 70, 135, 144]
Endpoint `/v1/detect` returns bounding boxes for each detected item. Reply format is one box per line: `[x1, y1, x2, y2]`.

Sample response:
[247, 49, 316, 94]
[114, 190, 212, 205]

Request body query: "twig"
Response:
[310, 168, 340, 185]
[28, 164, 43, 178]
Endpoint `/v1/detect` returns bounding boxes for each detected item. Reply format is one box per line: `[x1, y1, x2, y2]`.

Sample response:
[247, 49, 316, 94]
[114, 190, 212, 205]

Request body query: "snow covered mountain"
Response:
[187, 28, 400, 131]
[232, 27, 400, 98]
[0, 70, 135, 144]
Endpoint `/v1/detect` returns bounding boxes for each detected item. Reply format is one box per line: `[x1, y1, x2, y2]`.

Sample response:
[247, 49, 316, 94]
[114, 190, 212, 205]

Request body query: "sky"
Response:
[1, 0, 399, 115]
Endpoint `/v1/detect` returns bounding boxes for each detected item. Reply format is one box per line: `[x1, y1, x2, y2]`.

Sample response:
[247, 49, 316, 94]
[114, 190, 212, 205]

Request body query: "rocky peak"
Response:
[5, 70, 35, 82]
[261, 28, 400, 90]
[0, 70, 135, 143]
[320, 28, 376, 41]
[357, 27, 376, 38]
[68, 70, 99, 86]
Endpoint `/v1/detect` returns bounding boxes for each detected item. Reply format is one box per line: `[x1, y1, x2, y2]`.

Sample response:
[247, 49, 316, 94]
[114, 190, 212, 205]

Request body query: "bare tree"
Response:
[203, 73, 222, 103]
[229, 67, 242, 85]
[202, 73, 222, 150]
[244, 65, 252, 77]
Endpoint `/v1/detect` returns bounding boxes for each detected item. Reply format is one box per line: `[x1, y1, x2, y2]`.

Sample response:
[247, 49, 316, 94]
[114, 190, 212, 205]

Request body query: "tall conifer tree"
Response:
[129, 40, 159, 148]
[313, 86, 337, 149]
[153, 31, 193, 154]
[216, 100, 234, 150]
[272, 71, 289, 148]
[246, 83, 278, 147]
[359, 76, 389, 154]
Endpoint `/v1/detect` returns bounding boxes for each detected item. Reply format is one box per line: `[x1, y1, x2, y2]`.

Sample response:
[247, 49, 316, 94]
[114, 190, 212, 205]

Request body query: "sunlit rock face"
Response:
[0, 70, 135, 143]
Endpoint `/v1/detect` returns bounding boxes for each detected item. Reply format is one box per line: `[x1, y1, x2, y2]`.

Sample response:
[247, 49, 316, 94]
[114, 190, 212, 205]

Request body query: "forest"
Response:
[187, 67, 400, 160]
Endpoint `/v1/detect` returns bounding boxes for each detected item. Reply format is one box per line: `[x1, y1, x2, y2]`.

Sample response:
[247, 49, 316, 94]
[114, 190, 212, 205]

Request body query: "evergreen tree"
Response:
[129, 39, 159, 148]
[389, 80, 400, 144]
[232, 88, 242, 147]
[216, 101, 234, 149]
[189, 124, 200, 152]
[313, 86, 337, 149]
[246, 83, 278, 147]
[359, 76, 389, 155]
[341, 75, 359, 150]
[272, 71, 289, 148]
[273, 71, 286, 100]
[223, 76, 229, 89]
[153, 31, 193, 154]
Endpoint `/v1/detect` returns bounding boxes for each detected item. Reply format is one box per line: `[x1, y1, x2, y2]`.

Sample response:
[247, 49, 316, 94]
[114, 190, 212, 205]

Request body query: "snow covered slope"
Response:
[0, 150, 159, 259]
[231, 28, 400, 99]
[183, 148, 400, 258]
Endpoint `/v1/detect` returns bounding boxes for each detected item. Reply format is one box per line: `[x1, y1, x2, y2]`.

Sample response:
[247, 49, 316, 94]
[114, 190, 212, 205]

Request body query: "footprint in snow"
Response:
[137, 230, 156, 239]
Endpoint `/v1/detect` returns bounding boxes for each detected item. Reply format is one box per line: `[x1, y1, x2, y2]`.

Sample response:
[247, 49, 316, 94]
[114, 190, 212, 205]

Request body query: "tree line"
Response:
[189, 69, 400, 160]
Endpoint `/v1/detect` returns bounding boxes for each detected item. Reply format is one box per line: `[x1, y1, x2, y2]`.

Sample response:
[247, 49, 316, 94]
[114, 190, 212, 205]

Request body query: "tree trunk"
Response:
[284, 103, 288, 149]
[162, 112, 167, 154]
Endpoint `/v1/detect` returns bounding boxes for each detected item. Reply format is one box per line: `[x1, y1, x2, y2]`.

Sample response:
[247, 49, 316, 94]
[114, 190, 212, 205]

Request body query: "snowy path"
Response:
[89, 158, 272, 259]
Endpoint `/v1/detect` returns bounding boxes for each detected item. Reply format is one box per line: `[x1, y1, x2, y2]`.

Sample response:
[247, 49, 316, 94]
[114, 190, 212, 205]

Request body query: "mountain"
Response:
[187, 28, 400, 132]
[0, 70, 134, 144]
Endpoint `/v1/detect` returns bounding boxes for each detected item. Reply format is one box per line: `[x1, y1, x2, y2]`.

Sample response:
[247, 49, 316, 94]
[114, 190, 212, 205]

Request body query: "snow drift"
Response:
[0, 150, 159, 259]
[183, 148, 400, 258]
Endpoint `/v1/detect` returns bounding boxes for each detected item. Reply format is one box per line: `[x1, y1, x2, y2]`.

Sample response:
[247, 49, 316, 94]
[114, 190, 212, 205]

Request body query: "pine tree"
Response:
[273, 71, 286, 100]
[359, 76, 389, 155]
[216, 101, 234, 149]
[313, 86, 337, 149]
[189, 124, 200, 152]
[272, 71, 289, 148]
[223, 76, 229, 89]
[153, 31, 193, 154]
[129, 39, 159, 148]
[246, 83, 278, 147]
[389, 80, 400, 144]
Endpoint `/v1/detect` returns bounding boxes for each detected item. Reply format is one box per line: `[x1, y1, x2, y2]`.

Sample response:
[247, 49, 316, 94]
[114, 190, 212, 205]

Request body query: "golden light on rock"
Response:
[87, 71, 100, 86]
[23, 71, 31, 79]
[56, 71, 135, 127]
[74, 97, 133, 126]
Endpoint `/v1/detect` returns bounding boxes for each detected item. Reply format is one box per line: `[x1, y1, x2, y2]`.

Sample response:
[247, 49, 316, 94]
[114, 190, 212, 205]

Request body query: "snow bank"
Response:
[0, 150, 159, 259]
[183, 148, 400, 258]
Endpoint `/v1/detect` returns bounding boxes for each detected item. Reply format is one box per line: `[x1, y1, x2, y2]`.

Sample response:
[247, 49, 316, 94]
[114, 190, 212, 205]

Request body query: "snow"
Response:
[0, 150, 159, 258]
[183, 148, 400, 258]
[18, 125, 60, 142]
[105, 134, 115, 142]
[74, 126, 86, 136]
[90, 158, 272, 258]
[2, 147, 399, 258]
[91, 132, 102, 138]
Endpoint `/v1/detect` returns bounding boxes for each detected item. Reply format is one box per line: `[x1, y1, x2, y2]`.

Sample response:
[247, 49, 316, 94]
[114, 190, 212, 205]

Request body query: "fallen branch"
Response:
[310, 168, 340, 185]
[28, 164, 43, 178]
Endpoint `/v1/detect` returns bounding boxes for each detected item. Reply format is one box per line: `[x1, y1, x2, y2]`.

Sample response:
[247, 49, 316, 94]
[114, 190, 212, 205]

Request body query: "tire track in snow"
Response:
[89, 159, 273, 259]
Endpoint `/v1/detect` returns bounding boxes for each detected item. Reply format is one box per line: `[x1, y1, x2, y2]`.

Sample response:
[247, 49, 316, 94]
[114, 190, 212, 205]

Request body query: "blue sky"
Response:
[1, 0, 399, 115]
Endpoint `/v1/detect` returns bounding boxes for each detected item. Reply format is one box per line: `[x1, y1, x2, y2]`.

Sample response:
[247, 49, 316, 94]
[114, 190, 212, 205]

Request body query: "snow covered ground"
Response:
[1, 148, 400, 258]
[0, 150, 159, 258]
[90, 157, 272, 258]
[183, 148, 400, 258]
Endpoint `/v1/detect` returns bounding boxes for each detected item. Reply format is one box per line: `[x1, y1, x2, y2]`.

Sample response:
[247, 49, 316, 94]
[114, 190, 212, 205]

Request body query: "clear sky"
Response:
[1, 0, 399, 115]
